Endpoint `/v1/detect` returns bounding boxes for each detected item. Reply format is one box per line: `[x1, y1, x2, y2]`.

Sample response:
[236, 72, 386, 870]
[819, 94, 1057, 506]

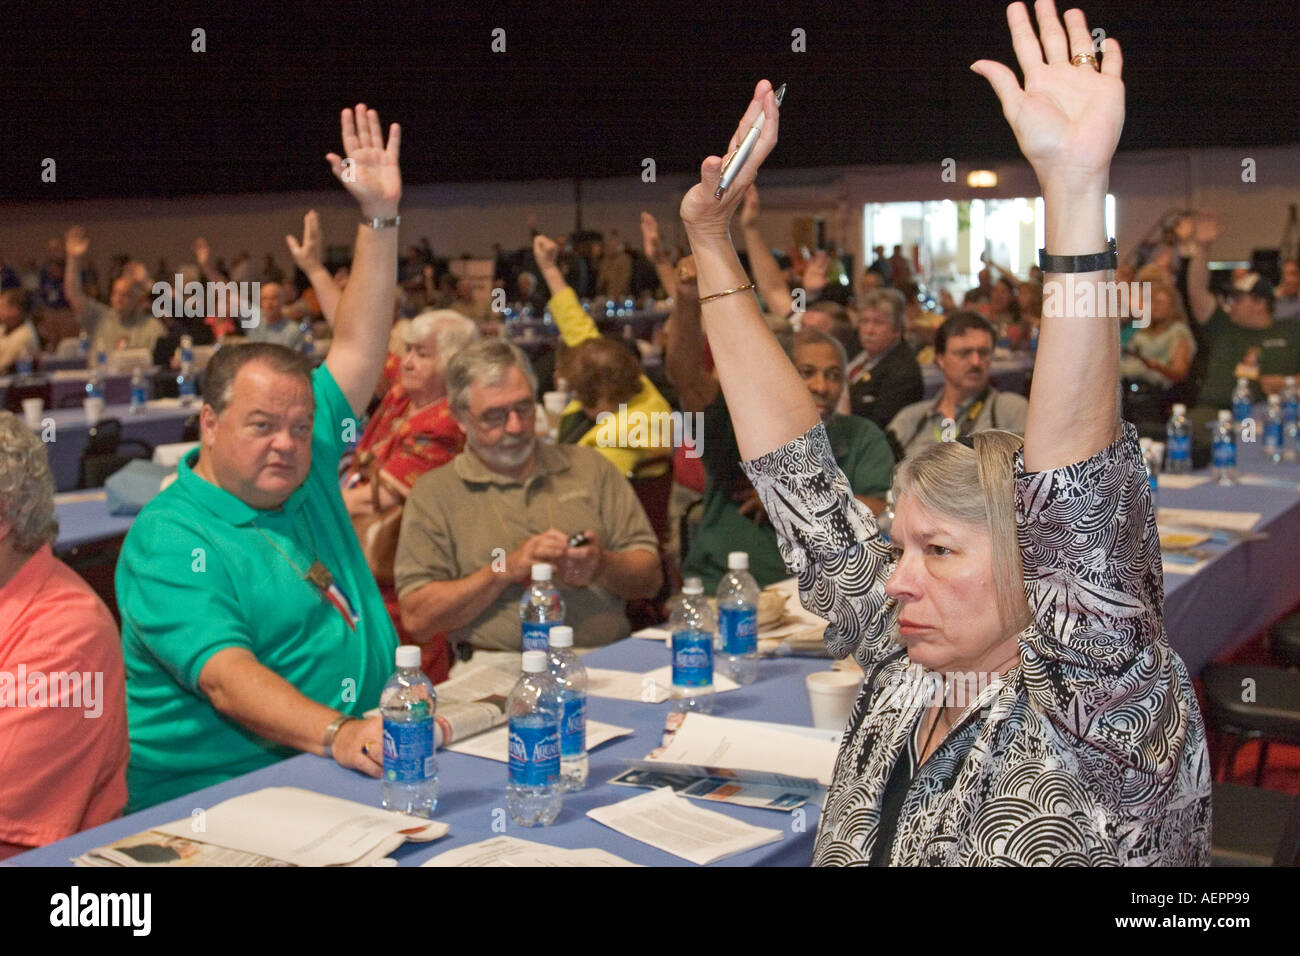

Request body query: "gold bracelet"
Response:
[698, 282, 756, 304]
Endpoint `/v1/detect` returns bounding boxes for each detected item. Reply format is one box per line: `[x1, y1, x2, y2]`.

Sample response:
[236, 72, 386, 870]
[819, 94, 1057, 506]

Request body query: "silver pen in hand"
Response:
[715, 82, 785, 200]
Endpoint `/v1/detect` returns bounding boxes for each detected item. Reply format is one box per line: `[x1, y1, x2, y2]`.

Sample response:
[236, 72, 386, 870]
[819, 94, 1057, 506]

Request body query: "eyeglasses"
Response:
[473, 399, 536, 430]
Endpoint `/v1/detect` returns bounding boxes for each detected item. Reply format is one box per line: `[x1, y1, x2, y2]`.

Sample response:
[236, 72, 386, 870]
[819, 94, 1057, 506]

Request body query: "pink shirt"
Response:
[0, 544, 128, 855]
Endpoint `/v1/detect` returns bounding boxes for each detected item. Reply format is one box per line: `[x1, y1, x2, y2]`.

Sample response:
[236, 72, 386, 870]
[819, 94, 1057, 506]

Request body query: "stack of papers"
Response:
[75, 788, 447, 867]
[585, 666, 739, 703]
[587, 788, 782, 865]
[422, 836, 638, 867]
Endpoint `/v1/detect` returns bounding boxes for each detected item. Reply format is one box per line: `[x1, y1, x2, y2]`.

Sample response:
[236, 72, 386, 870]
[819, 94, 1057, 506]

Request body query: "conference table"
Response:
[920, 352, 1034, 399]
[30, 399, 196, 492]
[9, 637, 828, 867]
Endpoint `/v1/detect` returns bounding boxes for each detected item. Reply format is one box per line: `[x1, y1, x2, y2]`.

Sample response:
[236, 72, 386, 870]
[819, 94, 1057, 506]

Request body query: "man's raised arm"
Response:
[323, 104, 402, 417]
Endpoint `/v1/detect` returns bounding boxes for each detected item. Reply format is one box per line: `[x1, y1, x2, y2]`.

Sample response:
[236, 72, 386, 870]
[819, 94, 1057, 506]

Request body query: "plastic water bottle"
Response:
[717, 551, 760, 685]
[15, 348, 34, 379]
[1282, 376, 1299, 462]
[1263, 394, 1284, 464]
[1212, 410, 1237, 486]
[547, 625, 588, 790]
[1232, 378, 1253, 429]
[300, 319, 314, 356]
[84, 361, 105, 403]
[506, 650, 563, 826]
[670, 578, 717, 715]
[1139, 437, 1159, 515]
[519, 563, 564, 653]
[380, 645, 438, 817]
[77, 331, 90, 363]
[1165, 403, 1191, 474]
[129, 368, 146, 414]
[175, 335, 195, 406]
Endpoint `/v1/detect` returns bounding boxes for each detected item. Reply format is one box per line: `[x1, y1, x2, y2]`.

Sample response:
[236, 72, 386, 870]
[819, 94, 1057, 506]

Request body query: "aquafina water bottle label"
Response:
[1233, 397, 1252, 423]
[1169, 434, 1191, 463]
[1212, 436, 1236, 469]
[560, 693, 586, 757]
[508, 719, 560, 786]
[1265, 419, 1283, 448]
[521, 620, 554, 653]
[382, 710, 435, 782]
[1284, 396, 1299, 424]
[672, 630, 713, 687]
[719, 606, 757, 656]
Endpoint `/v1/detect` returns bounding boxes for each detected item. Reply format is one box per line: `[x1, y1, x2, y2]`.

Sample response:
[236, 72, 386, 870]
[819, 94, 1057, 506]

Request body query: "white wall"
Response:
[2, 144, 1296, 279]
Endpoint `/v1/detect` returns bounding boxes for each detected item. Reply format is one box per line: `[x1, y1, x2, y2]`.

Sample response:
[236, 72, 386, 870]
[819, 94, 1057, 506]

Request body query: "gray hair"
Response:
[859, 288, 906, 333]
[892, 429, 1032, 637]
[445, 339, 538, 414]
[0, 411, 58, 554]
[404, 309, 480, 373]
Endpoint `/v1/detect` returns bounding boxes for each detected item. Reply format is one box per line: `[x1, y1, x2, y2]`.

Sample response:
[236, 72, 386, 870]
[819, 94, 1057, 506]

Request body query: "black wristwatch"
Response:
[1038, 237, 1117, 273]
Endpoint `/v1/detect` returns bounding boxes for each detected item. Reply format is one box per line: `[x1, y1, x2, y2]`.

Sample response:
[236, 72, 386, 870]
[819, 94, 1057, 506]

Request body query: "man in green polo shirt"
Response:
[115, 104, 404, 810]
[1185, 212, 1300, 410]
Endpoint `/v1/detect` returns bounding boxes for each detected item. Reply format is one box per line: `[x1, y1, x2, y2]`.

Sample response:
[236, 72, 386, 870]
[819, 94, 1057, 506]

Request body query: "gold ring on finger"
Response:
[1071, 52, 1101, 71]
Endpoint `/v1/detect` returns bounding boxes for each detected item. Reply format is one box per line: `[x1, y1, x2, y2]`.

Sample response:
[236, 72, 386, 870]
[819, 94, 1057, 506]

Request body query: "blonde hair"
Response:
[892, 430, 1032, 637]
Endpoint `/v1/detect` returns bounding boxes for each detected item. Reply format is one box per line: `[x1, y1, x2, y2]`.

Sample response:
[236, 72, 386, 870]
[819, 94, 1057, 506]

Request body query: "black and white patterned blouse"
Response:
[741, 421, 1211, 865]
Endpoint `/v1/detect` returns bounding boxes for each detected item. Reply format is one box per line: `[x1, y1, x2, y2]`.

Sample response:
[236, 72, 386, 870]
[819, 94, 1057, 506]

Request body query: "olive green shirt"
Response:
[395, 442, 659, 651]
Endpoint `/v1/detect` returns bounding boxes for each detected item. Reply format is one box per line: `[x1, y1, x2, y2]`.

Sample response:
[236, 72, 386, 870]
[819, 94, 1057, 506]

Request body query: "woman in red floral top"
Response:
[342, 310, 479, 682]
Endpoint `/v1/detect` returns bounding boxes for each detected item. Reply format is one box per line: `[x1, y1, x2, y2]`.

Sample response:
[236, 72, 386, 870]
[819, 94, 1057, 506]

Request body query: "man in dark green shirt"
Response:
[1184, 213, 1300, 409]
[115, 105, 405, 810]
[668, 280, 893, 589]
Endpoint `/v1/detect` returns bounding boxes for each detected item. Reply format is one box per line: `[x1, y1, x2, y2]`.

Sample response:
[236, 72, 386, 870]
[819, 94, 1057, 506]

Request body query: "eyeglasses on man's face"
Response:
[472, 398, 536, 431]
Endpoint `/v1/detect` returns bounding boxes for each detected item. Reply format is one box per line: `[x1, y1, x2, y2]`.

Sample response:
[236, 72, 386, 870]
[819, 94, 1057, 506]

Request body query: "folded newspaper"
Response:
[74, 787, 447, 867]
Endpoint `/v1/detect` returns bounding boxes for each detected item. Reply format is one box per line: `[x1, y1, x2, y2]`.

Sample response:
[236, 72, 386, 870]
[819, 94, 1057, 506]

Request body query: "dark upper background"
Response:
[4, 0, 1297, 202]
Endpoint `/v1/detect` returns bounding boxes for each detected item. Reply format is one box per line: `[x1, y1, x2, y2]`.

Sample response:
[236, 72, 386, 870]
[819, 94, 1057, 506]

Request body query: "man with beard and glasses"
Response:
[395, 339, 662, 671]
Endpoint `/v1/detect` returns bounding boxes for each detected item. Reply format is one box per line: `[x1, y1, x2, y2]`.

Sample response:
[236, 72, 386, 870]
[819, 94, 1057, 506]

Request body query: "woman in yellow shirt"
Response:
[531, 234, 674, 477]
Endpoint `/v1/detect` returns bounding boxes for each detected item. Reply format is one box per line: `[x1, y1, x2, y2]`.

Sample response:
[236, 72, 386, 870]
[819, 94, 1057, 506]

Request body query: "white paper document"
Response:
[421, 836, 639, 867]
[446, 719, 633, 762]
[151, 787, 447, 867]
[587, 788, 782, 865]
[636, 712, 840, 788]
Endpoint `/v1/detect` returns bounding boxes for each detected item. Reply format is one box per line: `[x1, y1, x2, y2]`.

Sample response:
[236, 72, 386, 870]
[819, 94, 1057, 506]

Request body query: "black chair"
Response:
[76, 418, 154, 490]
[1211, 782, 1300, 866]
[57, 534, 128, 628]
[1202, 664, 1300, 785]
[1270, 610, 1300, 669]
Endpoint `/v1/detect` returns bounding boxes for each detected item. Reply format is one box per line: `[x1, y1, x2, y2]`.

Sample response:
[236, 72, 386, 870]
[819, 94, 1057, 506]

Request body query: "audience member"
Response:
[245, 282, 302, 349]
[595, 234, 633, 300]
[114, 105, 403, 810]
[1184, 212, 1300, 409]
[533, 234, 674, 475]
[395, 340, 662, 667]
[0, 289, 40, 373]
[843, 288, 924, 428]
[341, 310, 478, 683]
[888, 245, 912, 288]
[63, 227, 167, 356]
[1275, 259, 1300, 322]
[889, 311, 1028, 460]
[1121, 280, 1196, 389]
[667, 265, 892, 589]
[0, 411, 128, 860]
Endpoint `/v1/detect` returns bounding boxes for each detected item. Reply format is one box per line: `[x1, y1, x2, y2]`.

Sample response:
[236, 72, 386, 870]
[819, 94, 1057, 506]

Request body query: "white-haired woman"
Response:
[342, 309, 478, 681]
[679, 1, 1210, 865]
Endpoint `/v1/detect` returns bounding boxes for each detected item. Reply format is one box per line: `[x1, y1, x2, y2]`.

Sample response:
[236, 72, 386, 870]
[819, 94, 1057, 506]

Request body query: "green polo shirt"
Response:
[683, 393, 894, 590]
[116, 365, 398, 811]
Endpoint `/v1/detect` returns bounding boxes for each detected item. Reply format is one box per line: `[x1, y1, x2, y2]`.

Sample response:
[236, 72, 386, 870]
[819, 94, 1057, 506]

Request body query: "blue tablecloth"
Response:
[33, 401, 195, 491]
[7, 638, 826, 867]
[921, 355, 1033, 399]
[53, 491, 137, 550]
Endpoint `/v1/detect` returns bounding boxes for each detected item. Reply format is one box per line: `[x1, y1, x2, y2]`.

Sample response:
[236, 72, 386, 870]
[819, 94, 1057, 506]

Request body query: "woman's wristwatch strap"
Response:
[1038, 237, 1117, 273]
